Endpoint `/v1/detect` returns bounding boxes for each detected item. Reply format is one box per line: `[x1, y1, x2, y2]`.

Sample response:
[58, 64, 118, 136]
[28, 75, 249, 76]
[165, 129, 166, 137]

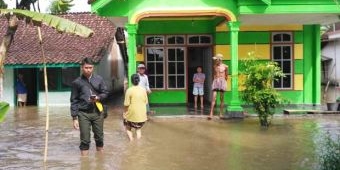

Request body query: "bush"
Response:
[241, 56, 285, 127]
[316, 132, 340, 170]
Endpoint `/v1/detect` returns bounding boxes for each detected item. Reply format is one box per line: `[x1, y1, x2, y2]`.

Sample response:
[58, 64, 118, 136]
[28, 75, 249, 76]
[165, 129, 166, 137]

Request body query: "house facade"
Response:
[90, 0, 340, 113]
[1, 13, 125, 106]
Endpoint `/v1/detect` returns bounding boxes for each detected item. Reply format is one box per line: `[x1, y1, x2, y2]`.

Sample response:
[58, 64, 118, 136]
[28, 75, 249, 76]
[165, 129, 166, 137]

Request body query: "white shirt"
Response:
[138, 73, 151, 92]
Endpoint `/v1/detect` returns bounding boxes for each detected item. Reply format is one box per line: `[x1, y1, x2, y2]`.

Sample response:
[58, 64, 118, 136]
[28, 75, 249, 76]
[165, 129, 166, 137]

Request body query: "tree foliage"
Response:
[0, 102, 9, 122]
[241, 52, 285, 127]
[316, 131, 340, 170]
[49, 0, 74, 14]
[0, 0, 7, 9]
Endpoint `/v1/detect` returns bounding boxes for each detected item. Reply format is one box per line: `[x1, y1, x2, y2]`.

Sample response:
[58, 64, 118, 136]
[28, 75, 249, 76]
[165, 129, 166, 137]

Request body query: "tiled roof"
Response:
[0, 12, 116, 65]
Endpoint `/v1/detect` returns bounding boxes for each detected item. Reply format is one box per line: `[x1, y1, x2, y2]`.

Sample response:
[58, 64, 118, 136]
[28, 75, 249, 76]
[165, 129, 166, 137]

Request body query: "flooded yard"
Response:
[0, 106, 339, 170]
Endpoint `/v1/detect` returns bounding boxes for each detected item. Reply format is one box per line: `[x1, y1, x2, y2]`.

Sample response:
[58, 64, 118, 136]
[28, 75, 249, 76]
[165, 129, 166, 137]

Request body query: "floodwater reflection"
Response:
[0, 106, 339, 170]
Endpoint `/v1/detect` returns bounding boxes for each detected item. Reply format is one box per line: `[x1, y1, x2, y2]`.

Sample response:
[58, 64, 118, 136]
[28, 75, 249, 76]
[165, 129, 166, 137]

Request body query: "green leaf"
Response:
[0, 9, 93, 38]
[0, 102, 9, 123]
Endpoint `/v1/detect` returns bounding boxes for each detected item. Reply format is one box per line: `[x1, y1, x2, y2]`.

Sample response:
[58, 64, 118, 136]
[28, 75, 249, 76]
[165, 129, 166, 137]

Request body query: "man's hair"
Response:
[81, 57, 95, 65]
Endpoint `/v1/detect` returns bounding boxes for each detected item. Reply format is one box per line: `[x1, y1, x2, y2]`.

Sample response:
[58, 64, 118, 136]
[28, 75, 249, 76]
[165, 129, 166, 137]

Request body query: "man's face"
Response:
[138, 67, 145, 74]
[82, 63, 94, 78]
[216, 59, 222, 65]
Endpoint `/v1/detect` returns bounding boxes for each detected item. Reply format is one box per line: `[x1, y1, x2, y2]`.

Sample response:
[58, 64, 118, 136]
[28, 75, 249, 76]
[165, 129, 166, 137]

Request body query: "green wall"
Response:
[149, 90, 187, 104]
[138, 20, 215, 35]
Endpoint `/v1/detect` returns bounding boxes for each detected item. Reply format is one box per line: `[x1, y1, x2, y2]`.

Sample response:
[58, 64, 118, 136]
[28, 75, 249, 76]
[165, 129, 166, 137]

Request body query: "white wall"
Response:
[3, 68, 14, 106]
[96, 51, 113, 92]
[113, 40, 126, 92]
[96, 39, 125, 93]
[322, 40, 340, 84]
[38, 91, 71, 106]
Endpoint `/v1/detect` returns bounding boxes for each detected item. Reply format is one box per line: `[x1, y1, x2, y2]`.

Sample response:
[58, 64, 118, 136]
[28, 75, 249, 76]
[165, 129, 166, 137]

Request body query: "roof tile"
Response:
[0, 12, 116, 65]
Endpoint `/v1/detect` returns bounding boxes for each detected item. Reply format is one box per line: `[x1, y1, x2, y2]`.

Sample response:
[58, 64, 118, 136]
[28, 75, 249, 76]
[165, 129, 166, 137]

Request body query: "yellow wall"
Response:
[214, 44, 270, 59]
[294, 74, 303, 90]
[294, 44, 303, 59]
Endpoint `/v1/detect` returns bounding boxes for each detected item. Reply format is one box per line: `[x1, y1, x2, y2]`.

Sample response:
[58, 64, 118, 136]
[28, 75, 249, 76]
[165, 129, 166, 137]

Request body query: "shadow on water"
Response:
[1, 105, 340, 170]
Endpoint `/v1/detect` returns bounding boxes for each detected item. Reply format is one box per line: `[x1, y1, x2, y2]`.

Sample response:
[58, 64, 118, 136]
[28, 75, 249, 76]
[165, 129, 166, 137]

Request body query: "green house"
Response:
[90, 0, 340, 113]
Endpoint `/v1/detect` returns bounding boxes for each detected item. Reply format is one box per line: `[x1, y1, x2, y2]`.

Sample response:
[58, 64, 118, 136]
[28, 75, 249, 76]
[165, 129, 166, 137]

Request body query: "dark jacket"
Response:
[70, 74, 109, 119]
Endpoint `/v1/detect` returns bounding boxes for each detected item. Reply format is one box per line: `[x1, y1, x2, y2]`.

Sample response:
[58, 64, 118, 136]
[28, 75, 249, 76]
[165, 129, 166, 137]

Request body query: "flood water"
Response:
[0, 106, 340, 170]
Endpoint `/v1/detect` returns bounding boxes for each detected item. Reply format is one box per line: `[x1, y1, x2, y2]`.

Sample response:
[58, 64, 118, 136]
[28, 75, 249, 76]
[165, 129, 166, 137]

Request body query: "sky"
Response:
[3, 0, 91, 13]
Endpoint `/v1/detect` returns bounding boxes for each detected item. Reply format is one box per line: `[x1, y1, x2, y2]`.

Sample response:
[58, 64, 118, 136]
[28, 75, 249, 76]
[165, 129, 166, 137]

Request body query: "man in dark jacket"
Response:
[70, 57, 109, 156]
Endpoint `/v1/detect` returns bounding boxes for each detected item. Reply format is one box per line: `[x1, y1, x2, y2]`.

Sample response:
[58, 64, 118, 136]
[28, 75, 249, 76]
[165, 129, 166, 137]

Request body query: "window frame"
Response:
[145, 35, 165, 46]
[166, 35, 185, 45]
[145, 47, 166, 90]
[166, 47, 186, 90]
[187, 35, 212, 45]
[39, 67, 80, 92]
[271, 32, 294, 90]
[145, 34, 211, 90]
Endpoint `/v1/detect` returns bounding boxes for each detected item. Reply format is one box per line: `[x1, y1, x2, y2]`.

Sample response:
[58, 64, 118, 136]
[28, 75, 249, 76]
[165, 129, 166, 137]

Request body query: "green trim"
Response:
[37, 67, 78, 92]
[36, 69, 39, 105]
[93, 0, 238, 19]
[239, 5, 340, 14]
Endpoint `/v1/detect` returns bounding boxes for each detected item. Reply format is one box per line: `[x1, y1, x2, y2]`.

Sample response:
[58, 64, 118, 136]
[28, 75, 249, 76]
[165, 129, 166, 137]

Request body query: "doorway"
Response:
[14, 68, 38, 106]
[187, 47, 212, 107]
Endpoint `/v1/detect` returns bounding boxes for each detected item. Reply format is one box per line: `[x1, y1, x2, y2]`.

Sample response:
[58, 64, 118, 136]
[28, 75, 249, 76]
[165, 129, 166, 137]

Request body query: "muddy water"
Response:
[0, 106, 339, 170]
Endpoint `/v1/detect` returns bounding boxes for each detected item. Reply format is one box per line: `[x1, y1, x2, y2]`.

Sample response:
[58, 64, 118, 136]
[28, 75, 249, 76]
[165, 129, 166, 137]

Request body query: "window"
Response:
[188, 35, 212, 45]
[146, 48, 165, 89]
[145, 35, 164, 45]
[167, 35, 185, 45]
[167, 47, 185, 89]
[272, 32, 293, 89]
[61, 67, 80, 88]
[146, 34, 212, 90]
[39, 67, 79, 91]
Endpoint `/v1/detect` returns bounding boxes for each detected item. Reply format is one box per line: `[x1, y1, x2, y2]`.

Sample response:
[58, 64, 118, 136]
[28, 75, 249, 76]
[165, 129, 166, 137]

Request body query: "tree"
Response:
[0, 0, 7, 9]
[241, 53, 285, 127]
[49, 0, 74, 14]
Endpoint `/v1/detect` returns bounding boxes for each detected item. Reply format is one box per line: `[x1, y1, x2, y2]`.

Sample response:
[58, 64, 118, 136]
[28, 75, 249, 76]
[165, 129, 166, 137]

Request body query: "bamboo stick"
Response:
[37, 27, 50, 163]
